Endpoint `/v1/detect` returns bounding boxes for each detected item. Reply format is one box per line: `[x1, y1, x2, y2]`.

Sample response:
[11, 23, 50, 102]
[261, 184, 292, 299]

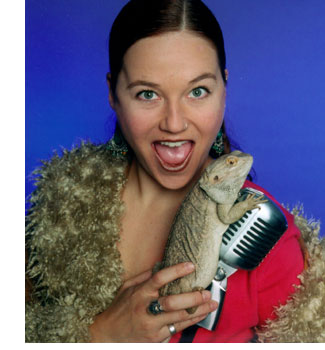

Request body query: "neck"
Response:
[125, 158, 191, 209]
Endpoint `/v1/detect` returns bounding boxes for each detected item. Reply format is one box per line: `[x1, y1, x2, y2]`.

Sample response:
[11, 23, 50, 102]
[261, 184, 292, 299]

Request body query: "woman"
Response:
[26, 0, 324, 343]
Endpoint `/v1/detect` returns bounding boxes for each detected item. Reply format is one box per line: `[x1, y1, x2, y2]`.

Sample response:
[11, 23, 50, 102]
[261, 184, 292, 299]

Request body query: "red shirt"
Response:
[170, 181, 304, 343]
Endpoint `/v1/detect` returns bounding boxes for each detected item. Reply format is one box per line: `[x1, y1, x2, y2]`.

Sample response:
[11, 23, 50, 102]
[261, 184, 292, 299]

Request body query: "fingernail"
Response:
[185, 262, 195, 271]
[210, 300, 218, 310]
[202, 290, 211, 301]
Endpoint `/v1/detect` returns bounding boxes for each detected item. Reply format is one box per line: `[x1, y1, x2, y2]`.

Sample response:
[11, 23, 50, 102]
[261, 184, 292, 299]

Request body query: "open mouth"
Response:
[152, 140, 194, 172]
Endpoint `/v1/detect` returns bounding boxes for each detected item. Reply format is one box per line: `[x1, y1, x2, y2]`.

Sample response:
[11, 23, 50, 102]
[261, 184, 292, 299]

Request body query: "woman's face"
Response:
[110, 30, 226, 190]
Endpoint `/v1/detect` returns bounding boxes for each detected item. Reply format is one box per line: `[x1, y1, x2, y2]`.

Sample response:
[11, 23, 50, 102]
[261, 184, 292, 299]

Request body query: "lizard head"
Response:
[199, 150, 253, 204]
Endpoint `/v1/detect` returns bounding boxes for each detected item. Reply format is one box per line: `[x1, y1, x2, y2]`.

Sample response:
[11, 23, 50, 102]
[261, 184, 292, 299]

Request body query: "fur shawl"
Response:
[25, 142, 325, 343]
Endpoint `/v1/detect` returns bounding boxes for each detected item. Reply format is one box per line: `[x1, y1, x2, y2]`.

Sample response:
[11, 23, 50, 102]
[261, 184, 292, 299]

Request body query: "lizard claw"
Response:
[243, 194, 268, 211]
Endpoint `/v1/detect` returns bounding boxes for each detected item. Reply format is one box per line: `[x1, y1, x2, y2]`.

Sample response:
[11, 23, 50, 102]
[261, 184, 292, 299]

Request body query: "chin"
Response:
[136, 146, 210, 191]
[150, 160, 206, 191]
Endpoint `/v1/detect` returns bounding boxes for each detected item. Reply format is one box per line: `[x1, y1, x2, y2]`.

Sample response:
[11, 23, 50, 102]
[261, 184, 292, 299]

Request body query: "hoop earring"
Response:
[106, 123, 129, 158]
[210, 130, 224, 158]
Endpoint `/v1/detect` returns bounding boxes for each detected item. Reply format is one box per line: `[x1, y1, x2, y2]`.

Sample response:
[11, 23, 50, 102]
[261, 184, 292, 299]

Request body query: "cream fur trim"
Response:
[26, 142, 128, 342]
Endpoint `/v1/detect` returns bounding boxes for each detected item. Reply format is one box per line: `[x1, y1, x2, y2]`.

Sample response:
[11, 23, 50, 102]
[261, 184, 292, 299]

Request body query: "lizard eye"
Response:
[227, 157, 238, 166]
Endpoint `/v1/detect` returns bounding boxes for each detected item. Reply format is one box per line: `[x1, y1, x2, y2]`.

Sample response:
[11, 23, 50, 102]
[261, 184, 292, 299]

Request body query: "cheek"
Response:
[196, 100, 225, 147]
[116, 105, 151, 142]
[200, 100, 225, 131]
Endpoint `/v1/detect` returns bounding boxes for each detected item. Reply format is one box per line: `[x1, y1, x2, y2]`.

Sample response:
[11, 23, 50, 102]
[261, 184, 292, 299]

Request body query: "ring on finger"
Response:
[168, 324, 177, 336]
[148, 300, 164, 315]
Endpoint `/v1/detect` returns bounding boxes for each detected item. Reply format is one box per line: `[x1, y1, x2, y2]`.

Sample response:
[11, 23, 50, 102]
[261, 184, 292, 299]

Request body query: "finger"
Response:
[159, 313, 209, 341]
[175, 313, 209, 333]
[145, 262, 195, 292]
[158, 299, 218, 327]
[159, 289, 211, 312]
[121, 269, 153, 291]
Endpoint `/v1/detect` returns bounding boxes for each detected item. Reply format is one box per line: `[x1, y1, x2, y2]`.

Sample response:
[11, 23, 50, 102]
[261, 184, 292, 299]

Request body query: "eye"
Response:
[226, 157, 238, 166]
[136, 90, 159, 101]
[188, 87, 210, 99]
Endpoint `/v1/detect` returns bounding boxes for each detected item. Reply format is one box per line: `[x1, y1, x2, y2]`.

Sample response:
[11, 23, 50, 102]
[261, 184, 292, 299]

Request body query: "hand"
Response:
[89, 262, 218, 342]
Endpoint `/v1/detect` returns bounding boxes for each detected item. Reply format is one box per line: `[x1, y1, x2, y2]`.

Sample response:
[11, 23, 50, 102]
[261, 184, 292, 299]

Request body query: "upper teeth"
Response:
[159, 141, 187, 148]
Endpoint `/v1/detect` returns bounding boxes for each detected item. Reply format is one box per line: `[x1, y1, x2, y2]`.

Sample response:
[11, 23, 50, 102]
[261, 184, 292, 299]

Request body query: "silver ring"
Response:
[148, 300, 163, 315]
[168, 324, 177, 336]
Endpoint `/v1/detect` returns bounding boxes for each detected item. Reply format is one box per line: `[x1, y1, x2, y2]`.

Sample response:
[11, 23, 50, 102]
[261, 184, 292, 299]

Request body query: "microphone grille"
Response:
[220, 188, 288, 270]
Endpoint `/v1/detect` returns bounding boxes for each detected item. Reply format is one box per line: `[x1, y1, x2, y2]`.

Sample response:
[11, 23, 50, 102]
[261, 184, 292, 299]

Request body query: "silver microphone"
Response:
[198, 187, 288, 330]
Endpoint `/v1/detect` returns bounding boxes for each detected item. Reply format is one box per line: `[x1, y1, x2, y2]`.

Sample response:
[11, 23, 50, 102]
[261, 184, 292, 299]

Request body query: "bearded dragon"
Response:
[157, 151, 267, 313]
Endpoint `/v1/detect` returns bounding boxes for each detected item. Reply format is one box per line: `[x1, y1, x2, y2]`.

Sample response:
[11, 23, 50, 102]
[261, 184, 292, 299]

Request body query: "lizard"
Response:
[156, 150, 267, 314]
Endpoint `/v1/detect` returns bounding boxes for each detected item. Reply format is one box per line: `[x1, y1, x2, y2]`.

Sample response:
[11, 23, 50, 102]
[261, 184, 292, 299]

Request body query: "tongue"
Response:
[155, 142, 192, 165]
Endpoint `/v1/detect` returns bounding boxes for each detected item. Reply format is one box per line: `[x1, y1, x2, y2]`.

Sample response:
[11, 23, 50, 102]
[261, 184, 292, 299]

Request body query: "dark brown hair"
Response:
[108, 0, 231, 157]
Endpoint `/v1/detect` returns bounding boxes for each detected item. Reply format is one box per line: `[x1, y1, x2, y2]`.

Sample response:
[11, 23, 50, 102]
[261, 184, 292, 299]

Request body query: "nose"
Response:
[159, 100, 188, 134]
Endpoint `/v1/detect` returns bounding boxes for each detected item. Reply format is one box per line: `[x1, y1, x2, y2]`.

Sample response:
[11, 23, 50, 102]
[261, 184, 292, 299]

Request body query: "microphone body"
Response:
[197, 187, 288, 330]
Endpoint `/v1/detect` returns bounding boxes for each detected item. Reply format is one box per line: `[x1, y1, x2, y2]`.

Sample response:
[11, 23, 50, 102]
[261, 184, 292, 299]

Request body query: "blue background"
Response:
[26, 0, 325, 230]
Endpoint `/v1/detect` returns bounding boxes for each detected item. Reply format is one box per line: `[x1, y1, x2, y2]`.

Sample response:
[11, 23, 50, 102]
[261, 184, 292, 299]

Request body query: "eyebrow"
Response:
[126, 72, 217, 90]
[189, 73, 217, 84]
[127, 80, 160, 90]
